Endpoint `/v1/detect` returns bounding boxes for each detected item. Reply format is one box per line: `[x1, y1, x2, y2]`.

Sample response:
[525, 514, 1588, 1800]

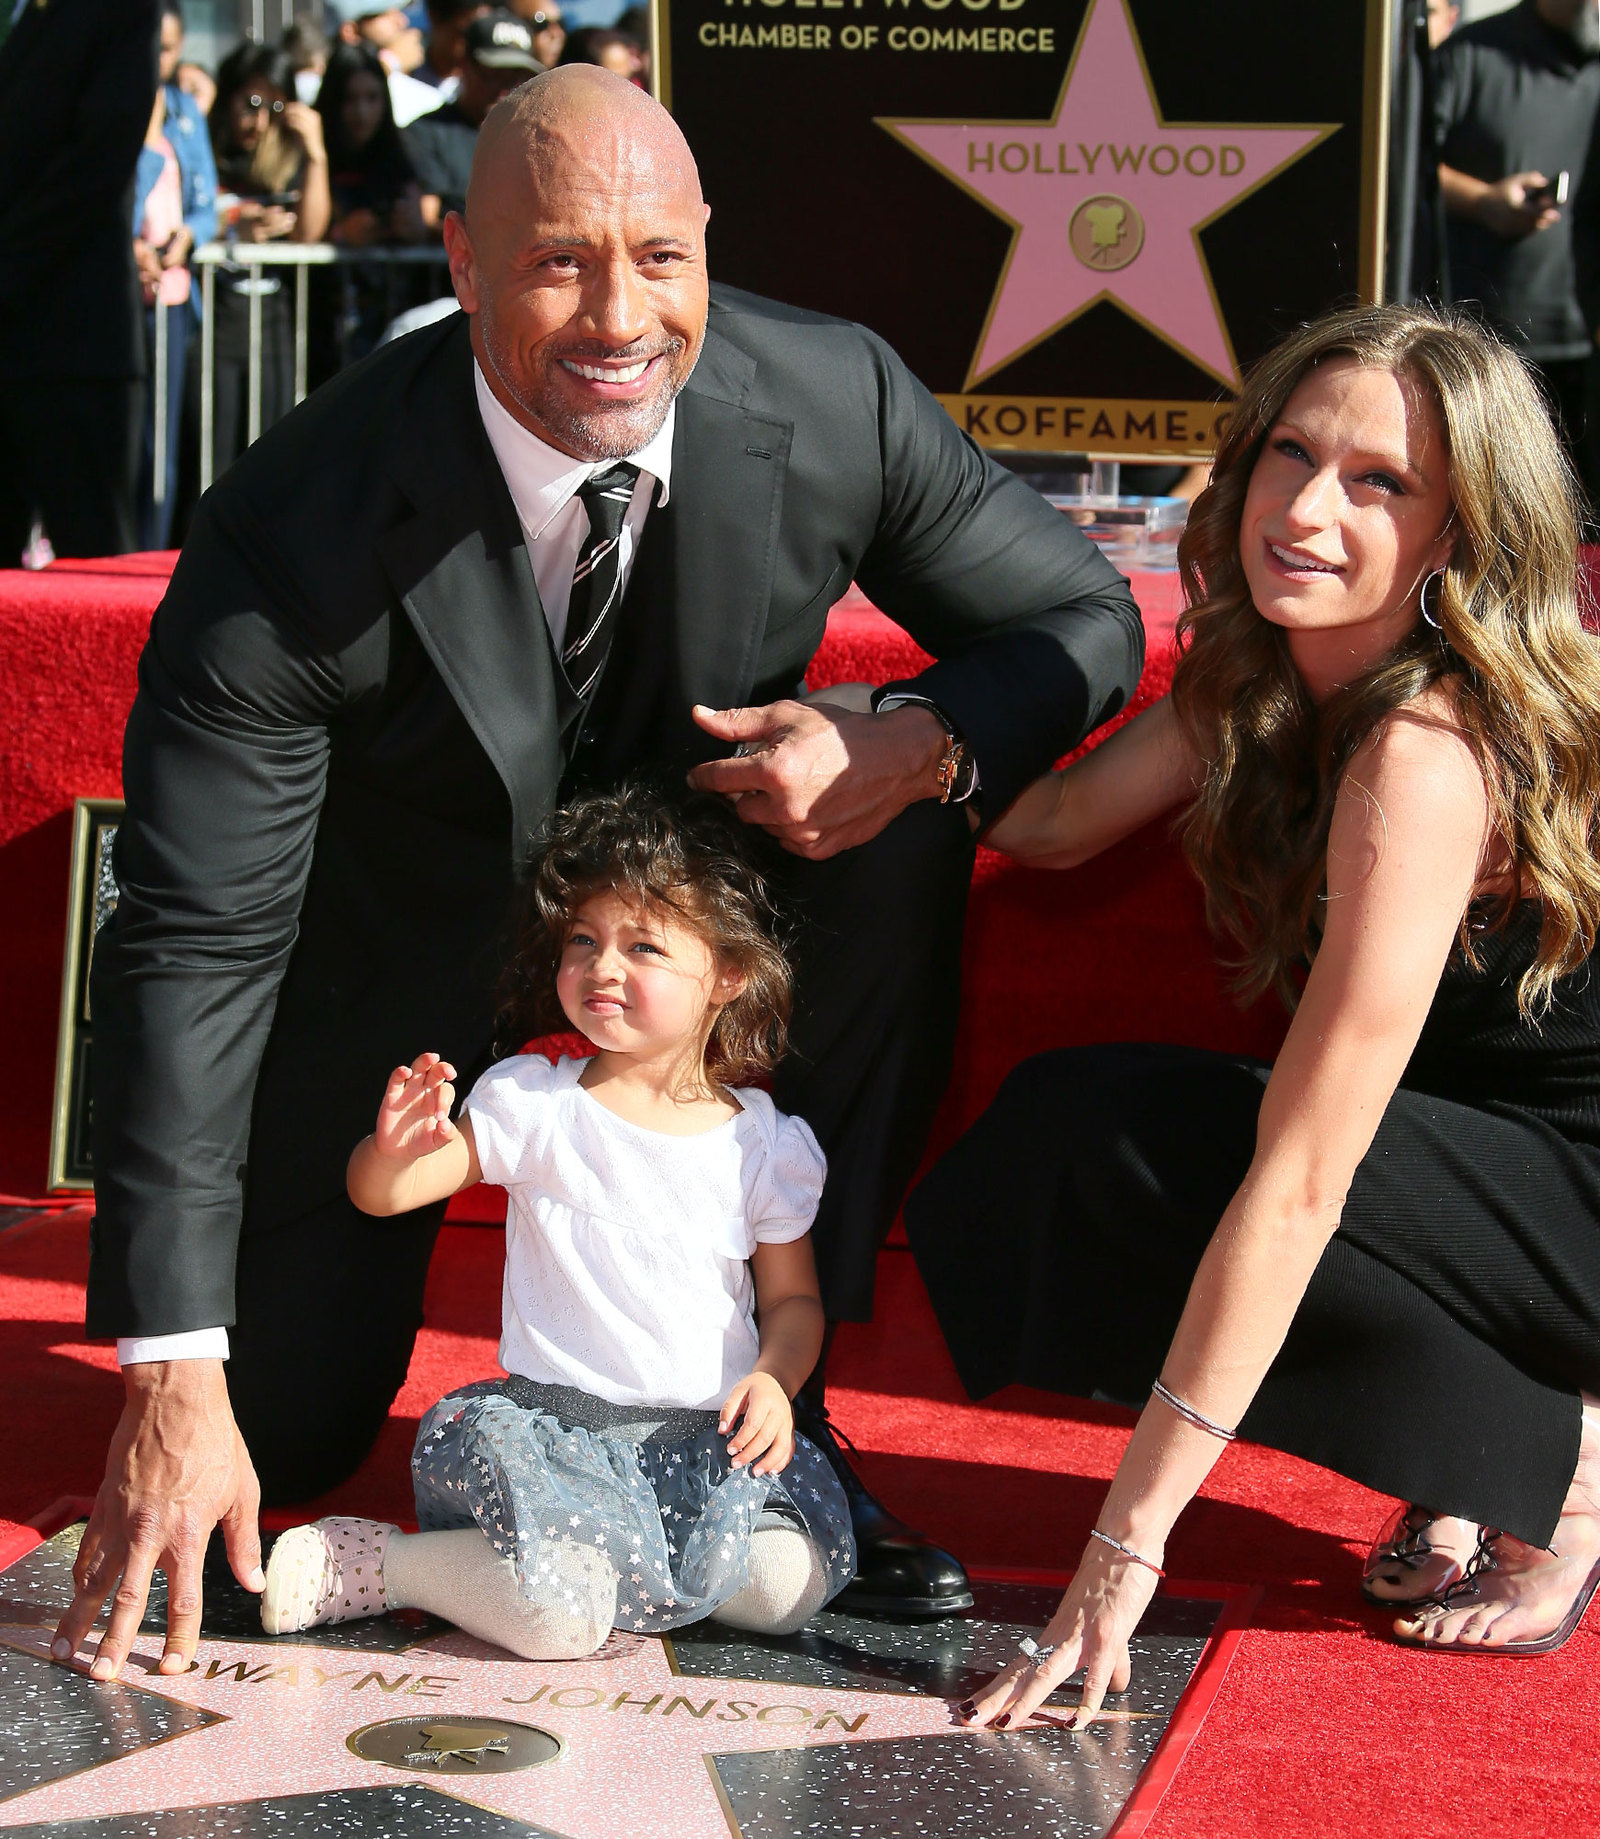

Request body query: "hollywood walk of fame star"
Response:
[0, 1620, 919, 1837]
[0, 1618, 1160, 1839]
[877, 0, 1338, 388]
[0, 1529, 1229, 1839]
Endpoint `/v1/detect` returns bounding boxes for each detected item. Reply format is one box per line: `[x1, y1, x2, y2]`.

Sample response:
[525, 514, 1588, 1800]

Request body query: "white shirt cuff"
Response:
[116, 1327, 231, 1366]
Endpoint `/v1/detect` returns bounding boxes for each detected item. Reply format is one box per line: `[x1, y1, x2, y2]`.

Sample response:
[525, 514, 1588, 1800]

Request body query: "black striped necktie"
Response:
[561, 461, 641, 703]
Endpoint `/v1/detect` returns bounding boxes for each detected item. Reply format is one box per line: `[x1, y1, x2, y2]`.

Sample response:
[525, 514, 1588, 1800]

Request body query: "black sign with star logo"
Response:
[658, 0, 1387, 457]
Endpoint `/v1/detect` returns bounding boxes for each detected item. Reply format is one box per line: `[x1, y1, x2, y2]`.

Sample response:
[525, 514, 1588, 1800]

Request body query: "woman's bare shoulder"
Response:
[1346, 680, 1486, 809]
[1331, 681, 1492, 894]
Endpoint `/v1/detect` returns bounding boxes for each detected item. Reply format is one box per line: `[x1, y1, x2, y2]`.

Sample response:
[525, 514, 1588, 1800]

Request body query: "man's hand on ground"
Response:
[688, 699, 948, 858]
[52, 1358, 263, 1682]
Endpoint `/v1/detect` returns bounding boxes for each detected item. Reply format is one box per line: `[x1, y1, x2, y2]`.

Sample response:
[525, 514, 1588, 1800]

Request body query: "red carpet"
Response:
[5, 1205, 1599, 1838]
[8, 554, 1600, 1830]
[1, 557, 1286, 1206]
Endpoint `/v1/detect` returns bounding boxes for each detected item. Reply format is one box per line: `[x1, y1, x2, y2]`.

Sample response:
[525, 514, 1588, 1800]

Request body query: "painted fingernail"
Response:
[994, 1713, 1010, 1729]
[957, 1699, 976, 1718]
[51, 1638, 72, 1661]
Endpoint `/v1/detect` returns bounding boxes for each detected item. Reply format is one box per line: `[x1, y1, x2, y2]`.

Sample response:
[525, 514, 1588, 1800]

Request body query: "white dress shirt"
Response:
[472, 361, 674, 649]
[117, 365, 678, 1368]
[467, 1055, 824, 1408]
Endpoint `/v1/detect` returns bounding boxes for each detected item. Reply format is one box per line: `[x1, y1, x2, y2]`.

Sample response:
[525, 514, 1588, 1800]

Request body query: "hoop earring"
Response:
[1419, 568, 1446, 632]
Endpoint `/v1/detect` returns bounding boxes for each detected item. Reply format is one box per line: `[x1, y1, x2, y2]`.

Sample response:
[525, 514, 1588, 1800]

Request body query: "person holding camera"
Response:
[1435, 0, 1600, 507]
[202, 43, 330, 474]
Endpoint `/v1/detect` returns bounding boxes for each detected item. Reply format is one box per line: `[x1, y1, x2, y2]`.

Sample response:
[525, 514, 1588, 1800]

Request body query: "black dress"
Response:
[905, 906, 1600, 1547]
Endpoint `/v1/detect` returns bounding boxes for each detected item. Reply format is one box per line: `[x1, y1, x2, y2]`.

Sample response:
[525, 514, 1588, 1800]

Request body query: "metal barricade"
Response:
[152, 297, 169, 516]
[191, 243, 454, 493]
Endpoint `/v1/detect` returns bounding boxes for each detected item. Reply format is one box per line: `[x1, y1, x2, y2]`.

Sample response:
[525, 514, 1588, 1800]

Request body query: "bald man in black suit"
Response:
[61, 67, 1143, 1682]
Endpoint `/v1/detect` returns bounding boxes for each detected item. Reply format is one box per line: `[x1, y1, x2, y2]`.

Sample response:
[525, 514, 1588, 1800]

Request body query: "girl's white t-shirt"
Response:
[464, 1054, 826, 1410]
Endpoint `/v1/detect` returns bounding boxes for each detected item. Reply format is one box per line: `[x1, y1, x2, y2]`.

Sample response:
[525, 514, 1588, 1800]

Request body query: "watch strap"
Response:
[872, 690, 980, 803]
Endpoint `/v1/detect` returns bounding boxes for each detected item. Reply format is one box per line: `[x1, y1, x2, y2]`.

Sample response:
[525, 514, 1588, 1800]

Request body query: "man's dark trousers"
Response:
[0, 378, 142, 561]
[0, 0, 158, 562]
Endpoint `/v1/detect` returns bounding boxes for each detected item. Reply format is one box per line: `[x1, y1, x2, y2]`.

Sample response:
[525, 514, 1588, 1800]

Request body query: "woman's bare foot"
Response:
[1363, 1505, 1480, 1604]
[1395, 1396, 1600, 1651]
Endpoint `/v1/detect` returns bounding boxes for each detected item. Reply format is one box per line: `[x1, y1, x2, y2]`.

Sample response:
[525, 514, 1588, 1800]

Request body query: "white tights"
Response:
[383, 1524, 829, 1661]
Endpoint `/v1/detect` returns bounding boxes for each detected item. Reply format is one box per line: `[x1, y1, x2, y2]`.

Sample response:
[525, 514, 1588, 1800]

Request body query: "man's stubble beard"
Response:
[478, 293, 700, 461]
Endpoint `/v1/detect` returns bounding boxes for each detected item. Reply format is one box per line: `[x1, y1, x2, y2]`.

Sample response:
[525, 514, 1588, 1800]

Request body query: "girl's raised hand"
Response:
[374, 1054, 459, 1160]
[719, 1372, 795, 1476]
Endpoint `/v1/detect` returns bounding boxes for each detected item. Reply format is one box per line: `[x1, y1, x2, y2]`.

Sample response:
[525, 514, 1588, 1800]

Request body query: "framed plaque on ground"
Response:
[48, 797, 124, 1193]
[653, 0, 1389, 457]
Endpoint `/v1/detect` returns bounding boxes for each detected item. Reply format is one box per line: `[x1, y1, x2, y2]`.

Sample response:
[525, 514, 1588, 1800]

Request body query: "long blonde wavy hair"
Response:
[1171, 302, 1600, 1016]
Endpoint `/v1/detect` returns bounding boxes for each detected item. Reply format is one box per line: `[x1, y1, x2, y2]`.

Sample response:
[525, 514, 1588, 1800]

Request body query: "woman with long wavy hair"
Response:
[905, 302, 1600, 1714]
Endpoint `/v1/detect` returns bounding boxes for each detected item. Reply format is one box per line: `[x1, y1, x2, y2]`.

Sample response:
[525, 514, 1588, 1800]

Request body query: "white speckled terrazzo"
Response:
[0, 1529, 1225, 1839]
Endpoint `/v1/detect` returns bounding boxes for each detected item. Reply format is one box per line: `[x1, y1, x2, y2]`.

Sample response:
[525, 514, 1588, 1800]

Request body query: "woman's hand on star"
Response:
[959, 1539, 1157, 1731]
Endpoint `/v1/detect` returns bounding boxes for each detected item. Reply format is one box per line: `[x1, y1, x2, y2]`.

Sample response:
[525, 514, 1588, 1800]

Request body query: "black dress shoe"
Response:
[795, 1395, 975, 1618]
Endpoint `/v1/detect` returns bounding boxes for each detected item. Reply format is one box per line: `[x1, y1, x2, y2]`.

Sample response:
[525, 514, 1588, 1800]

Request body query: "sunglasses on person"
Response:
[244, 93, 287, 114]
[527, 10, 562, 26]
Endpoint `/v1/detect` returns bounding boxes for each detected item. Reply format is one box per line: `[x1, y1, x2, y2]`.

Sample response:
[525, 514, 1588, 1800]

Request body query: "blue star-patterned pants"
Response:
[411, 1377, 856, 1632]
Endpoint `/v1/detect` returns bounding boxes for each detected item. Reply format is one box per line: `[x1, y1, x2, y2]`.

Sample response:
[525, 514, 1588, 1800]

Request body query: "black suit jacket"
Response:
[87, 290, 1142, 1338]
[0, 0, 158, 380]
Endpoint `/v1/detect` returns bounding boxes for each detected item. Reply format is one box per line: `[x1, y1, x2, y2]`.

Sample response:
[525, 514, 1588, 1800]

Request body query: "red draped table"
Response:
[0, 554, 1289, 1202]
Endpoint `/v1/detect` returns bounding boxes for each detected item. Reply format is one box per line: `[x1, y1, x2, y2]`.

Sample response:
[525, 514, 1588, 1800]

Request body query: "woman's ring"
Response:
[1018, 1637, 1056, 1668]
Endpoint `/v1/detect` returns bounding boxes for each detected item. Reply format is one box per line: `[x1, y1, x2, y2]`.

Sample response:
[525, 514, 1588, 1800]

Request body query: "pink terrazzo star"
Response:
[0, 1618, 1012, 1836]
[879, 0, 1336, 386]
[0, 1614, 1164, 1838]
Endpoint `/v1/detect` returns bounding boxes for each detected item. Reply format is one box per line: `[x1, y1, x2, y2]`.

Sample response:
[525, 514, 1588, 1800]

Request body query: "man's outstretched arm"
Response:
[58, 495, 341, 1680]
[53, 1360, 262, 1679]
[689, 328, 1143, 855]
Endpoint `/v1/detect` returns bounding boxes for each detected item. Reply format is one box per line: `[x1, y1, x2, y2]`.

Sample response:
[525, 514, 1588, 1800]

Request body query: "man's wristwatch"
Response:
[870, 690, 979, 805]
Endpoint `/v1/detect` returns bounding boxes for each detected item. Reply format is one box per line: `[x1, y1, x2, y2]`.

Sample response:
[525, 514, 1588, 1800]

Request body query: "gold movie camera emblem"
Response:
[1067, 194, 1145, 272]
[347, 1715, 565, 1775]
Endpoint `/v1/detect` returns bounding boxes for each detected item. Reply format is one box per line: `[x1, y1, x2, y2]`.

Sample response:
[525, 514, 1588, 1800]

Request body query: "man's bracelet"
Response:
[870, 690, 979, 804]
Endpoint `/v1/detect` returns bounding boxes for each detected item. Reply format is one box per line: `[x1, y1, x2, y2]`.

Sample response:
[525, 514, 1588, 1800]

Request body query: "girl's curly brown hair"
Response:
[497, 781, 794, 1089]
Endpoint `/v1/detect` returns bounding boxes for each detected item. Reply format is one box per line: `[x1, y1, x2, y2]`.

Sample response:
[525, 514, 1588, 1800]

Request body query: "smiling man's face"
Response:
[444, 68, 709, 461]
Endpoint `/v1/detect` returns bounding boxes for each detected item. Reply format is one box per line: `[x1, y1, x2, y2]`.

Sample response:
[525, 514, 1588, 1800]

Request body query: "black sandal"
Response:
[1361, 1503, 1471, 1607]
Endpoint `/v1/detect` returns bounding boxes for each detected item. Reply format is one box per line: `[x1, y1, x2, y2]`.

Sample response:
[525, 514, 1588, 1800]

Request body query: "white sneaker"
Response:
[260, 1517, 397, 1634]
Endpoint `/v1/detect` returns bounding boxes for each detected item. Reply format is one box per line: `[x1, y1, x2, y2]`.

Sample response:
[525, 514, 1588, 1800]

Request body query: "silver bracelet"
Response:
[1151, 1379, 1237, 1443]
[1088, 1527, 1166, 1578]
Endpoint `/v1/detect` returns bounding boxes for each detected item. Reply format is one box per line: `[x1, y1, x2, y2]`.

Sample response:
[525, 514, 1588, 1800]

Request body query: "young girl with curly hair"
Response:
[260, 784, 854, 1656]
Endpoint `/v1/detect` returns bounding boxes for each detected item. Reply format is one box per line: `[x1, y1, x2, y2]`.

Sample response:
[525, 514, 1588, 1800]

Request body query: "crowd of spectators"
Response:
[0, 0, 651, 562]
[10, 1, 1600, 563]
